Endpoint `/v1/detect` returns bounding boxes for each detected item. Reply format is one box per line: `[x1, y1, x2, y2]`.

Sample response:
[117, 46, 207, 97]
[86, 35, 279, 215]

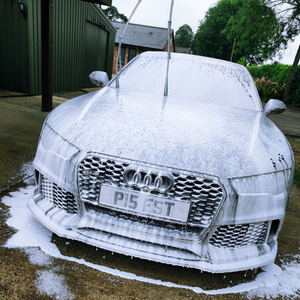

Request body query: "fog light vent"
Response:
[41, 176, 78, 214]
[209, 221, 268, 248]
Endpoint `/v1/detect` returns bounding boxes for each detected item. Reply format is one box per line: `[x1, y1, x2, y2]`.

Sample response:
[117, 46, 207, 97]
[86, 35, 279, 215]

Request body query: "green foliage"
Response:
[175, 25, 194, 48]
[294, 168, 300, 187]
[193, 0, 292, 65]
[248, 64, 291, 84]
[247, 64, 300, 107]
[225, 0, 287, 65]
[256, 77, 286, 100]
[287, 137, 300, 186]
[192, 0, 243, 61]
[236, 57, 246, 66]
[102, 6, 128, 22]
[264, 82, 286, 100]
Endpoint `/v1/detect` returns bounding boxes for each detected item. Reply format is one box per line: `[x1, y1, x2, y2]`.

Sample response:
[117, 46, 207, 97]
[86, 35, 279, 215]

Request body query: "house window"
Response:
[120, 47, 126, 65]
[128, 48, 137, 62]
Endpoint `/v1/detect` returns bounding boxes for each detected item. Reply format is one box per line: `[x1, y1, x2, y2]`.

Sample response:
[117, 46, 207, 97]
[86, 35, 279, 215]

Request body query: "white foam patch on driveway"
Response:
[2, 186, 300, 298]
[35, 269, 75, 300]
[24, 247, 54, 267]
[247, 258, 300, 299]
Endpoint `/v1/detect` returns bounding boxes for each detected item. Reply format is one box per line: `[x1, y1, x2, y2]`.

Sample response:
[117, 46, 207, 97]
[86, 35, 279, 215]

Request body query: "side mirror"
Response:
[263, 99, 286, 117]
[89, 71, 109, 87]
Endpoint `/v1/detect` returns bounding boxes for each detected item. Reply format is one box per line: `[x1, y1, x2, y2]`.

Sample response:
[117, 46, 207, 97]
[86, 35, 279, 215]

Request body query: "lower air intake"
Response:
[209, 222, 268, 248]
[41, 176, 78, 214]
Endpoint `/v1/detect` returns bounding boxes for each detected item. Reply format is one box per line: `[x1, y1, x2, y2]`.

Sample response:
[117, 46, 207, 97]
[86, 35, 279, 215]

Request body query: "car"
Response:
[28, 51, 294, 273]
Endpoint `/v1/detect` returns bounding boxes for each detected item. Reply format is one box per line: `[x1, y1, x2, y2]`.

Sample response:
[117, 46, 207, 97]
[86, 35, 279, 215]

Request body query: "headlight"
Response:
[231, 169, 292, 195]
[39, 123, 79, 158]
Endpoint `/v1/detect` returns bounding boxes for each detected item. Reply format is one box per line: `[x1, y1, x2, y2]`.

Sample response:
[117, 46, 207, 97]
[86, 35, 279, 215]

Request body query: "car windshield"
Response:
[110, 52, 260, 111]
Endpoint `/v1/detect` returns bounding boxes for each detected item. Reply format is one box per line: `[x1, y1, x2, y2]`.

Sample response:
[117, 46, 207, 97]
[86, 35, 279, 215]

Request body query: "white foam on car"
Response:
[2, 186, 300, 298]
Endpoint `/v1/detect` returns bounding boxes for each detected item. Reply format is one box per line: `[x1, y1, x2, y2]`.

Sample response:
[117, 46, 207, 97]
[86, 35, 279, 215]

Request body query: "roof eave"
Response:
[80, 0, 112, 6]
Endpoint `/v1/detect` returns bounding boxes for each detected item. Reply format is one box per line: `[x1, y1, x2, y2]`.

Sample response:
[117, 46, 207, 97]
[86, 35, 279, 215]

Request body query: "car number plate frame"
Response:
[99, 185, 191, 223]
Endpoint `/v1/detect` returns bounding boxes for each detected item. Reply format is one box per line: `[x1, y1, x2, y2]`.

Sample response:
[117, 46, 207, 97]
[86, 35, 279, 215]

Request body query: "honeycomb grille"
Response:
[41, 176, 78, 214]
[209, 222, 269, 248]
[78, 155, 225, 227]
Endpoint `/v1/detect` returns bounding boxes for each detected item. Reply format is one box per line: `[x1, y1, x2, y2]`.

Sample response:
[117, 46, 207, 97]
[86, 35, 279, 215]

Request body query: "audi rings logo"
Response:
[123, 167, 174, 193]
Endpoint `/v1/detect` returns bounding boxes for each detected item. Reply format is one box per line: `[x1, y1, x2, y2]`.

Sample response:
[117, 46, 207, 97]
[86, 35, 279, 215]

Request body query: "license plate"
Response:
[99, 185, 191, 223]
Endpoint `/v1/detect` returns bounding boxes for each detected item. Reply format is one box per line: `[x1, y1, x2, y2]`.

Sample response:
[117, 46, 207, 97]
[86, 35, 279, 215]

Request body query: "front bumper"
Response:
[28, 180, 283, 273]
[29, 131, 292, 273]
[28, 190, 279, 273]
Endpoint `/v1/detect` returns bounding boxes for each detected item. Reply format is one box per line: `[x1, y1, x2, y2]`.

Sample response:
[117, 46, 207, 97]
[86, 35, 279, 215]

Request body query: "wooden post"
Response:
[41, 0, 53, 112]
[230, 38, 236, 62]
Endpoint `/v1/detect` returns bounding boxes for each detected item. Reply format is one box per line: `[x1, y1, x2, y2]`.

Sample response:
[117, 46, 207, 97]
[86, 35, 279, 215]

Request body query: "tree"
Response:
[284, 45, 300, 99]
[102, 6, 128, 22]
[266, 0, 300, 38]
[175, 24, 194, 48]
[225, 0, 287, 65]
[264, 0, 300, 99]
[192, 0, 243, 61]
[193, 0, 287, 65]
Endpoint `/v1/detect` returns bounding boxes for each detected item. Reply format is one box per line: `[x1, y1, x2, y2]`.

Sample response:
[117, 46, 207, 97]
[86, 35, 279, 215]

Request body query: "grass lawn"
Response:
[287, 137, 300, 186]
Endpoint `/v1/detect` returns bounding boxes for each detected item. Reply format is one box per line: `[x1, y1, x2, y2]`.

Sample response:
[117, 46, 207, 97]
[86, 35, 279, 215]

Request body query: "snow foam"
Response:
[1, 186, 300, 298]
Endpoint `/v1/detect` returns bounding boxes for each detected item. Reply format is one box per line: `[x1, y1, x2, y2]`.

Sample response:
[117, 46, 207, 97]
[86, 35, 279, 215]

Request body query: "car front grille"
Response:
[41, 176, 78, 214]
[209, 222, 269, 248]
[78, 155, 225, 228]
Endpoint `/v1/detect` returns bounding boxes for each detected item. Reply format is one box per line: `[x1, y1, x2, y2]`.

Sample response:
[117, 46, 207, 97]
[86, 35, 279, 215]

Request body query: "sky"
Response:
[110, 0, 300, 65]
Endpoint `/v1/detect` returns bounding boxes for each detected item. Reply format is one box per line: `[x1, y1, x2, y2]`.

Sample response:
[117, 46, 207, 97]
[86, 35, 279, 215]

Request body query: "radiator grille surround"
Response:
[78, 155, 225, 227]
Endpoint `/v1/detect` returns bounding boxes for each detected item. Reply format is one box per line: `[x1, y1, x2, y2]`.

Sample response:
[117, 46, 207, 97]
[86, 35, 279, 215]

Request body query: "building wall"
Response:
[0, 0, 116, 94]
[112, 34, 175, 75]
[27, 0, 42, 95]
[51, 0, 115, 92]
[0, 0, 30, 93]
[113, 45, 132, 74]
[164, 40, 175, 52]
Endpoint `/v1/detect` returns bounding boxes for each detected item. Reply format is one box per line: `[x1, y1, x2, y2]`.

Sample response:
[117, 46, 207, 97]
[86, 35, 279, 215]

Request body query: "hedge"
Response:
[246, 64, 300, 107]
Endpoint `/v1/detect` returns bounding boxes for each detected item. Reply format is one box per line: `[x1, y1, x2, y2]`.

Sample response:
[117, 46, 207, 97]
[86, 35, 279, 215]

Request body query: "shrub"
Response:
[247, 64, 300, 107]
[290, 68, 300, 107]
[264, 82, 286, 100]
[254, 76, 286, 100]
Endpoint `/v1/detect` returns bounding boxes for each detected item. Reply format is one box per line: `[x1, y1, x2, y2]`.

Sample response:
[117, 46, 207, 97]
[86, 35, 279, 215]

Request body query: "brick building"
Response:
[112, 21, 175, 74]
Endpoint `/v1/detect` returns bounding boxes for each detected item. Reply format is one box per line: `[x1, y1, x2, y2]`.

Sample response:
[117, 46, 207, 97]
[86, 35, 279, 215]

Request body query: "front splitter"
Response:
[27, 194, 277, 273]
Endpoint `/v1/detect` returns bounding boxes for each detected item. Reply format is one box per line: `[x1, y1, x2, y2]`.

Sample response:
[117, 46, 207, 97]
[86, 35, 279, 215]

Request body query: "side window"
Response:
[128, 48, 137, 62]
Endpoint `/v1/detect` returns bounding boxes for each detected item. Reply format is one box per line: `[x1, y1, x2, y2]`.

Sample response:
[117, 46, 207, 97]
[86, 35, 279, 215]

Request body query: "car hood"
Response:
[46, 87, 293, 179]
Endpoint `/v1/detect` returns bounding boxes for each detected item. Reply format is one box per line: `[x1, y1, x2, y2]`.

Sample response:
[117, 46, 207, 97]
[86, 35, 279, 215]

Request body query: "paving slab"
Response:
[0, 89, 27, 97]
[269, 107, 300, 138]
[0, 101, 47, 191]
